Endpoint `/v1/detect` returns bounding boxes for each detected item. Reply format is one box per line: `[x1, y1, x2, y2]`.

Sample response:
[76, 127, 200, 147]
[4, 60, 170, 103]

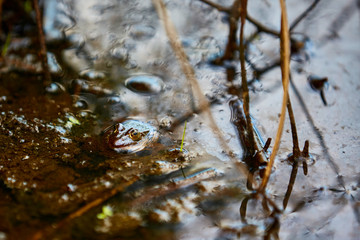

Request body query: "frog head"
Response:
[104, 120, 159, 153]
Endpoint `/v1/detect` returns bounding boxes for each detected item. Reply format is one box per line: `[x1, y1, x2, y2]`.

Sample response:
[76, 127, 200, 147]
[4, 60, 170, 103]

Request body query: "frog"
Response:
[103, 119, 159, 153]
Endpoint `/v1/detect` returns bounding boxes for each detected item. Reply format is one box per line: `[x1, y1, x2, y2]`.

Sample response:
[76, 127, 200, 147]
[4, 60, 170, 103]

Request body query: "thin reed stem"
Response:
[33, 0, 51, 86]
[259, 0, 291, 192]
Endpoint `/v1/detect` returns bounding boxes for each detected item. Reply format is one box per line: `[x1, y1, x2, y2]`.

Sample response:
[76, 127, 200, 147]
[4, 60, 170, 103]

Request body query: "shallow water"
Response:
[0, 0, 359, 239]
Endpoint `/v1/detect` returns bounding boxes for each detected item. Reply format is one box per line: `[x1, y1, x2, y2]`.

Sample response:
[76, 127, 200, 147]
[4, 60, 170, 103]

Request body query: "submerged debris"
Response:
[308, 75, 329, 106]
[125, 74, 165, 95]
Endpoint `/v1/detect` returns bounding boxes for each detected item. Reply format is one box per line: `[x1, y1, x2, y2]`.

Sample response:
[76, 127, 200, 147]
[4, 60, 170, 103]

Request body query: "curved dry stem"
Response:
[259, 0, 290, 192]
[152, 0, 249, 176]
[289, 75, 343, 187]
[152, 0, 206, 110]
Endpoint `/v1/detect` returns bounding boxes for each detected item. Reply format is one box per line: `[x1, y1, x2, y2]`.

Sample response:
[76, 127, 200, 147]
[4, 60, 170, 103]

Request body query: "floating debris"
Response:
[308, 75, 329, 106]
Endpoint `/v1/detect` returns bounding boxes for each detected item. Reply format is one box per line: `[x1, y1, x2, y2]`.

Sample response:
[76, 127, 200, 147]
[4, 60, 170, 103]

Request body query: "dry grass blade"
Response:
[152, 0, 249, 176]
[152, 0, 206, 111]
[259, 0, 290, 192]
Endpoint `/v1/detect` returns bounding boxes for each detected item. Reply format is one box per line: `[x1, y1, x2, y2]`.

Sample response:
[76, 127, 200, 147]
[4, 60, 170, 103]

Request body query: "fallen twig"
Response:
[290, 0, 321, 31]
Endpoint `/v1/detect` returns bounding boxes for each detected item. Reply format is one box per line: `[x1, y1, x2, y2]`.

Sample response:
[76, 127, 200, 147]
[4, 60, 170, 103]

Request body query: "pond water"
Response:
[0, 0, 359, 239]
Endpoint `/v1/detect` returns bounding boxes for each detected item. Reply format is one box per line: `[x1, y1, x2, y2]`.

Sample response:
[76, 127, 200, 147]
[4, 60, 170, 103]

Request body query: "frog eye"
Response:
[129, 129, 142, 141]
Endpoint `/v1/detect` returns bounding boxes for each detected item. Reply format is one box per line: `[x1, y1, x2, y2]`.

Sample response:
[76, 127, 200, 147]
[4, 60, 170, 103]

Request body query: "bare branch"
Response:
[290, 0, 321, 31]
[246, 14, 280, 36]
[198, 0, 229, 13]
